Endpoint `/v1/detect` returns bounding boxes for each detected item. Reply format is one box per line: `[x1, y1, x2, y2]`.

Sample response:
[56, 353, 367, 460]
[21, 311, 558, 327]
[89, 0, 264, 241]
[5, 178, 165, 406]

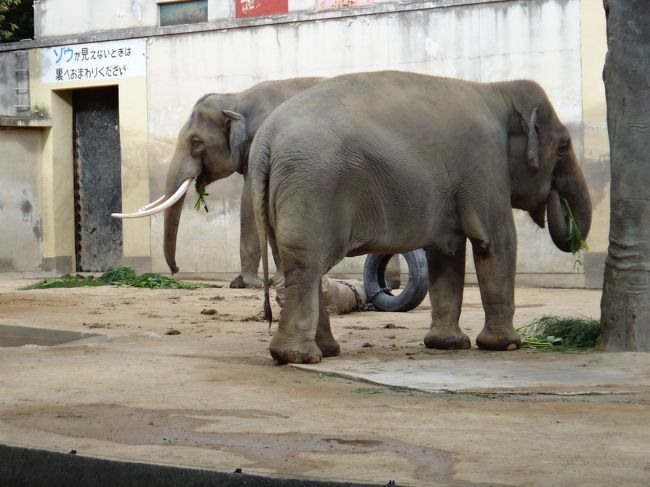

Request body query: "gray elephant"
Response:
[250, 71, 592, 364]
[114, 78, 322, 287]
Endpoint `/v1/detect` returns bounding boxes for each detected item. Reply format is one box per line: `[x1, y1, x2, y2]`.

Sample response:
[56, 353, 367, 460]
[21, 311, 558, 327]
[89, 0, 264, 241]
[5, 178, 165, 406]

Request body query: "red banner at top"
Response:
[235, 0, 289, 18]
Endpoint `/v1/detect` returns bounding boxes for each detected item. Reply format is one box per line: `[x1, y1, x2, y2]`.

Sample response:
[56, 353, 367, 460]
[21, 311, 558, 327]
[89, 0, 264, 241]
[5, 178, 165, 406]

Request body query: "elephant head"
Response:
[113, 94, 249, 273]
[505, 81, 592, 252]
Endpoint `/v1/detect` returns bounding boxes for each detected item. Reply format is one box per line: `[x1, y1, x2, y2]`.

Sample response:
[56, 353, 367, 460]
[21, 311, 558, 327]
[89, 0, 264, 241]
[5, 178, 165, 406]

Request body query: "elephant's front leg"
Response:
[472, 221, 521, 351]
[230, 176, 264, 289]
[424, 241, 471, 350]
[269, 268, 323, 364]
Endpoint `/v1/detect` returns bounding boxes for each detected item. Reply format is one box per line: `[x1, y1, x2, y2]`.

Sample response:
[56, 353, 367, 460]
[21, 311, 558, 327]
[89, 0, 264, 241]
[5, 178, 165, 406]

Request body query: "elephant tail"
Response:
[250, 133, 273, 325]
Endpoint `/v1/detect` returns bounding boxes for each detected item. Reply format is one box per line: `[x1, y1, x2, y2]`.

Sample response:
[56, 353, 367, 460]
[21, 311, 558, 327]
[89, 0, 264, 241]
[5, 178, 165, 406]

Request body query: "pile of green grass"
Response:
[23, 266, 216, 290]
[517, 315, 601, 351]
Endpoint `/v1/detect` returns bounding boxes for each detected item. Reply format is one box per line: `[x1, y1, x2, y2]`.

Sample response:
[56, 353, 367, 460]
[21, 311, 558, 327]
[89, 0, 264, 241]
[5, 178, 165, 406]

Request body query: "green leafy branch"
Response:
[194, 188, 209, 212]
[560, 197, 589, 269]
[0, 0, 21, 40]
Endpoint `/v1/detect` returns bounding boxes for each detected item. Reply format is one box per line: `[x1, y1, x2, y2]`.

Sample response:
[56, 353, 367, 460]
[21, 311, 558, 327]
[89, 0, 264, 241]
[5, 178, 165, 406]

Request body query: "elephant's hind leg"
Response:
[423, 243, 471, 350]
[269, 267, 323, 364]
[316, 285, 341, 357]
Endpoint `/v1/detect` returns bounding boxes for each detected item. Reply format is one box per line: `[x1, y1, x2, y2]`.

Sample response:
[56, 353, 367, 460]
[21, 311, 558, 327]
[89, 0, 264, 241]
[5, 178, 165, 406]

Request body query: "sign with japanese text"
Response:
[235, 0, 288, 18]
[41, 39, 146, 84]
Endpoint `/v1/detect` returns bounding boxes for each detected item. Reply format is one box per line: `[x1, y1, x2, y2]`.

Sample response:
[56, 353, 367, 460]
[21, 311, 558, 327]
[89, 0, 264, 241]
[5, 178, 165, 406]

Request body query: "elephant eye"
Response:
[191, 138, 204, 150]
[557, 144, 568, 158]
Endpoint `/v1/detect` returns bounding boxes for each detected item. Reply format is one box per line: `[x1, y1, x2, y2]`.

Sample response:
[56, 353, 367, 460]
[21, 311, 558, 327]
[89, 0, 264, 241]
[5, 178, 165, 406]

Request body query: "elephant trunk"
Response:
[546, 152, 592, 253]
[164, 195, 186, 274]
[163, 155, 201, 274]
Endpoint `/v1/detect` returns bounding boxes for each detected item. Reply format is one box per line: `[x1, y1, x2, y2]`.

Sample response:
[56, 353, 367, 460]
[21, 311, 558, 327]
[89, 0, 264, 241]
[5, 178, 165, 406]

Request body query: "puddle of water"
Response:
[0, 324, 104, 347]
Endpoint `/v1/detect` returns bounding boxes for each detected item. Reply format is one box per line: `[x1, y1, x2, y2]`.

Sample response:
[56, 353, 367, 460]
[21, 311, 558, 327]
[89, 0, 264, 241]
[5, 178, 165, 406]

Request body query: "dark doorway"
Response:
[73, 86, 123, 272]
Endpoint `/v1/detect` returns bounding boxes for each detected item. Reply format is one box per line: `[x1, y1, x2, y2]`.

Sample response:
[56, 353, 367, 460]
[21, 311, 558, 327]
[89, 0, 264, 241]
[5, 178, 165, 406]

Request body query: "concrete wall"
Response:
[33, 0, 401, 38]
[0, 129, 44, 271]
[146, 0, 595, 286]
[0, 52, 19, 116]
[0, 0, 609, 287]
[580, 0, 609, 288]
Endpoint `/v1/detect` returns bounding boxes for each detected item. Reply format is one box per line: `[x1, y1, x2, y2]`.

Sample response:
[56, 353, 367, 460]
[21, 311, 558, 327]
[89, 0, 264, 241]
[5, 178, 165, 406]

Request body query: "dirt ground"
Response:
[1, 275, 649, 486]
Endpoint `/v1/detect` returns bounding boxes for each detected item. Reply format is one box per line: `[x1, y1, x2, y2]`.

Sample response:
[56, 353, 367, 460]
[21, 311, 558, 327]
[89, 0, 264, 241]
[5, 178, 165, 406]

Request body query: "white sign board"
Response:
[41, 38, 146, 84]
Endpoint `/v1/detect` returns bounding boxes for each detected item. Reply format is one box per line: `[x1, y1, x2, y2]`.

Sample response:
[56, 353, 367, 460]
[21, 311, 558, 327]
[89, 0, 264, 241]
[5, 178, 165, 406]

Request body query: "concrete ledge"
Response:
[0, 444, 382, 487]
[0, 116, 52, 128]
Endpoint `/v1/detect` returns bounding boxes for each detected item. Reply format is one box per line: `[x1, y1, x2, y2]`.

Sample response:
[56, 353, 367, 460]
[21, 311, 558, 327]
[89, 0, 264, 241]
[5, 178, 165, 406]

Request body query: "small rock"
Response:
[201, 308, 218, 315]
[362, 342, 374, 348]
[210, 296, 225, 301]
[165, 329, 181, 335]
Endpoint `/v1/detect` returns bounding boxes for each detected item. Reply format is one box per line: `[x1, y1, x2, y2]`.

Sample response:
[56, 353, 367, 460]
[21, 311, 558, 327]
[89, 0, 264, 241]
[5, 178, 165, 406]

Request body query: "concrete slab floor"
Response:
[0, 276, 649, 486]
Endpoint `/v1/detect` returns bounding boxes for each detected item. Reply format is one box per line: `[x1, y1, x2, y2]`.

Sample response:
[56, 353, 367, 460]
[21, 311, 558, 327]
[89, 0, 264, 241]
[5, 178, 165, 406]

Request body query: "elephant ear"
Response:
[526, 107, 540, 172]
[223, 109, 248, 173]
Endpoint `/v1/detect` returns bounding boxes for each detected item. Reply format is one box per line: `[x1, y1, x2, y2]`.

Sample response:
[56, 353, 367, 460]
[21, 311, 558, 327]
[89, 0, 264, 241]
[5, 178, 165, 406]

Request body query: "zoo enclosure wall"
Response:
[0, 0, 608, 288]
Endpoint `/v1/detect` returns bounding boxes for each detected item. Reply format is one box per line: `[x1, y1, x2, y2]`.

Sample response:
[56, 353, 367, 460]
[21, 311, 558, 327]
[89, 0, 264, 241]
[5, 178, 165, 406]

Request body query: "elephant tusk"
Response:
[140, 194, 166, 211]
[111, 178, 193, 219]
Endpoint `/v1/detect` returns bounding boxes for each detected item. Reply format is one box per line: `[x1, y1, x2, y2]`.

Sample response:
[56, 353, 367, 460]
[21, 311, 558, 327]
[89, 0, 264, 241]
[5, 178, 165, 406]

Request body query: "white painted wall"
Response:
[144, 0, 586, 281]
[35, 0, 231, 37]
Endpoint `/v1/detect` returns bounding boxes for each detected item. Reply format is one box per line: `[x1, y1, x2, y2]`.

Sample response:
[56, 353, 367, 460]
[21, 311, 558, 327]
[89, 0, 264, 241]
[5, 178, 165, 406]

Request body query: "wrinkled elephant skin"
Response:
[251, 71, 592, 364]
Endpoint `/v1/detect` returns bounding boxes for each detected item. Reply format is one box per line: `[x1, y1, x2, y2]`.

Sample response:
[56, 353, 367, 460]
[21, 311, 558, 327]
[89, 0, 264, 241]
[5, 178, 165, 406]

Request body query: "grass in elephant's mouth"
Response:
[561, 197, 589, 268]
[23, 266, 218, 290]
[194, 188, 209, 212]
[517, 315, 600, 351]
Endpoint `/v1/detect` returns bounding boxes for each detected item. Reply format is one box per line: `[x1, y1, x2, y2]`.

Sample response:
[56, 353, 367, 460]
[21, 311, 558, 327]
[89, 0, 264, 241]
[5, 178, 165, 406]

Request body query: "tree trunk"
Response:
[599, 0, 650, 351]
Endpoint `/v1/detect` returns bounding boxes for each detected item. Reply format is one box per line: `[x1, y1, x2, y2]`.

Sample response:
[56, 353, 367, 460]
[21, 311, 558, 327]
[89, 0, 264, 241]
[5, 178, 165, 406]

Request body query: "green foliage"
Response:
[23, 266, 217, 290]
[98, 266, 136, 284]
[0, 0, 20, 40]
[194, 188, 209, 212]
[517, 315, 601, 351]
[23, 275, 104, 289]
[560, 197, 589, 269]
[0, 0, 32, 42]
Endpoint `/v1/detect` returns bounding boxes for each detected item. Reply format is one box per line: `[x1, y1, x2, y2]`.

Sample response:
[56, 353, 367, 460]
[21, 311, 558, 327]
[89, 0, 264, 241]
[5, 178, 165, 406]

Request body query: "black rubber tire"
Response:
[363, 249, 428, 312]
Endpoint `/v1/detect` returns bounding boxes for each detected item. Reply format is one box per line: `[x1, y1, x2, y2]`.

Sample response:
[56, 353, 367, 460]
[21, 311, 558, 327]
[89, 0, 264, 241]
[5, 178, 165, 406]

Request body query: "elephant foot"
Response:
[269, 335, 322, 364]
[476, 327, 521, 351]
[423, 331, 471, 350]
[316, 337, 341, 358]
[229, 274, 264, 289]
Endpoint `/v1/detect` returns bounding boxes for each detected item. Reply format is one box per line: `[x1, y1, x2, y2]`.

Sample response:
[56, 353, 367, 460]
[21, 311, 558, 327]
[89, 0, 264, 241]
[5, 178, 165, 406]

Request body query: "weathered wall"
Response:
[0, 129, 44, 271]
[0, 52, 19, 116]
[146, 0, 594, 285]
[580, 0, 608, 288]
[0, 0, 609, 286]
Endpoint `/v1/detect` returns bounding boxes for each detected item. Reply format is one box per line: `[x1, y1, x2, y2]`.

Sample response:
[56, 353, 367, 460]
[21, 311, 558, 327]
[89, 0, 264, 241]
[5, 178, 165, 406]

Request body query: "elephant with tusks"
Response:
[113, 78, 323, 288]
